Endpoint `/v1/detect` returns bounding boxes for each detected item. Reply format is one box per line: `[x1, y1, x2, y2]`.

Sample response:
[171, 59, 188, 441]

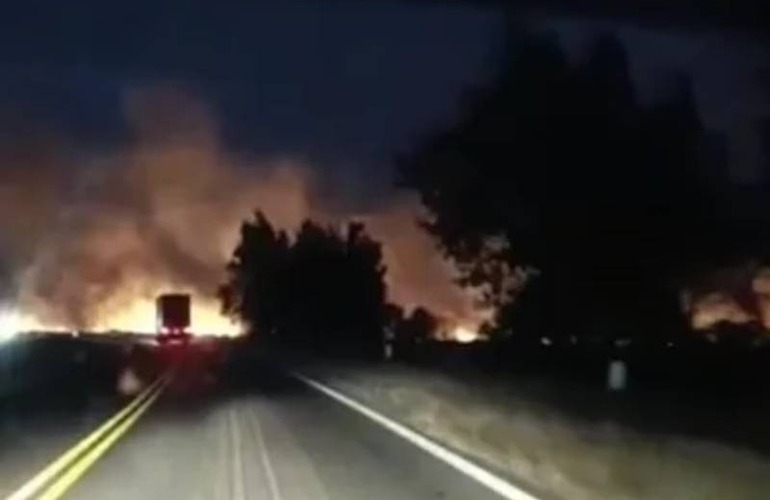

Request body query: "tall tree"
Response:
[399, 32, 718, 341]
[221, 214, 388, 356]
[219, 211, 289, 336]
[396, 306, 438, 344]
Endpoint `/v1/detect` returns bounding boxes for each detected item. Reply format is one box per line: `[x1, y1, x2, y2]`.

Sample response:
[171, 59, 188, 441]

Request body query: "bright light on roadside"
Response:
[0, 309, 22, 343]
[452, 326, 478, 343]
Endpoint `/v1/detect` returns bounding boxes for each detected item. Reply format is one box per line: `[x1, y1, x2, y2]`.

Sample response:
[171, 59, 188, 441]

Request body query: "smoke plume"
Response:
[0, 86, 483, 333]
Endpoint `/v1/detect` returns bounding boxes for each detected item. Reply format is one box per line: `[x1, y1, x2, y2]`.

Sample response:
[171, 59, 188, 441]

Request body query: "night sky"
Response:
[1, 1, 768, 183]
[0, 3, 498, 177]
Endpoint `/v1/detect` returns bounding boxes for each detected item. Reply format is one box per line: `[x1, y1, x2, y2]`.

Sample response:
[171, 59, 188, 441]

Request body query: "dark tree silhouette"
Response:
[220, 213, 388, 357]
[282, 220, 387, 355]
[383, 302, 406, 334]
[382, 305, 439, 361]
[399, 32, 724, 342]
[395, 306, 438, 347]
[219, 211, 289, 337]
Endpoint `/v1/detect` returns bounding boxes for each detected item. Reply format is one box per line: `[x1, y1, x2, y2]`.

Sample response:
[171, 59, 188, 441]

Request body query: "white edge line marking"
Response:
[228, 408, 246, 500]
[251, 410, 283, 500]
[213, 411, 230, 500]
[293, 373, 541, 500]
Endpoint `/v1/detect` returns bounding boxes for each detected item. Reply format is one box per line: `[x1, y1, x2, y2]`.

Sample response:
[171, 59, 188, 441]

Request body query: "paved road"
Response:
[0, 338, 123, 498]
[0, 389, 119, 499]
[3, 350, 507, 500]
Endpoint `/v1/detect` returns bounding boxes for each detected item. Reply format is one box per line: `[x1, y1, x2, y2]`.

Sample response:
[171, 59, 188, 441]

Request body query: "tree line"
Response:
[398, 31, 748, 345]
[219, 211, 438, 357]
[219, 213, 387, 356]
[220, 30, 760, 355]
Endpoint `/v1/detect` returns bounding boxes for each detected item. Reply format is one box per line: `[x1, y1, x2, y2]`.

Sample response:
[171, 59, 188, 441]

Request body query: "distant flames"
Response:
[684, 264, 770, 332]
[449, 326, 481, 343]
[87, 296, 242, 336]
[4, 296, 240, 337]
[4, 88, 768, 340]
[0, 86, 485, 336]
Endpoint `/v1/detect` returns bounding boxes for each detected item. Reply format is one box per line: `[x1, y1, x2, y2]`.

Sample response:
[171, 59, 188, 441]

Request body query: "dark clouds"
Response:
[0, 2, 501, 169]
[2, 2, 766, 181]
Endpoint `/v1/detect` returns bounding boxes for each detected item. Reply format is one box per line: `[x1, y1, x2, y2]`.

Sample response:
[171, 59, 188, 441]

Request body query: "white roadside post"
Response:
[383, 327, 395, 361]
[608, 359, 627, 392]
[607, 337, 630, 392]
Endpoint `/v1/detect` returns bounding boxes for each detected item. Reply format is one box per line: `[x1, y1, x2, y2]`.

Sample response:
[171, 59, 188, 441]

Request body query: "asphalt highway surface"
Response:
[0, 340, 513, 500]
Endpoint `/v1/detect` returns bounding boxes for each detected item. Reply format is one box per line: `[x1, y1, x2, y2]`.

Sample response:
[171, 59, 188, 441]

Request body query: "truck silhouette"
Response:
[156, 294, 191, 343]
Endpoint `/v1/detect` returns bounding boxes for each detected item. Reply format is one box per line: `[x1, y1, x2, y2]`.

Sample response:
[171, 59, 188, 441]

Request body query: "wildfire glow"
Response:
[2, 297, 242, 338]
[0, 310, 23, 342]
[89, 296, 242, 337]
[0, 89, 486, 340]
[451, 326, 479, 343]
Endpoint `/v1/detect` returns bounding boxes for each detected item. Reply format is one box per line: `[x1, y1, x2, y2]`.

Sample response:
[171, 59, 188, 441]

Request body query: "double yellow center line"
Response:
[5, 374, 171, 500]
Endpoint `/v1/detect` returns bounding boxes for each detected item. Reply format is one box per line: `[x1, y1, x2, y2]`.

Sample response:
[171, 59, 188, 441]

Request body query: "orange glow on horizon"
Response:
[8, 296, 242, 337]
[94, 297, 242, 336]
[450, 325, 481, 343]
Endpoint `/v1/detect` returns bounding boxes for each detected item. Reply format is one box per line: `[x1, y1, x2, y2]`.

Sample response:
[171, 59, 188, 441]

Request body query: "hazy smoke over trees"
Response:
[0, 86, 483, 332]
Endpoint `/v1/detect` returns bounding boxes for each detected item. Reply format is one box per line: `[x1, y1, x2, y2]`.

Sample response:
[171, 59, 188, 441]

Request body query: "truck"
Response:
[156, 293, 191, 343]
